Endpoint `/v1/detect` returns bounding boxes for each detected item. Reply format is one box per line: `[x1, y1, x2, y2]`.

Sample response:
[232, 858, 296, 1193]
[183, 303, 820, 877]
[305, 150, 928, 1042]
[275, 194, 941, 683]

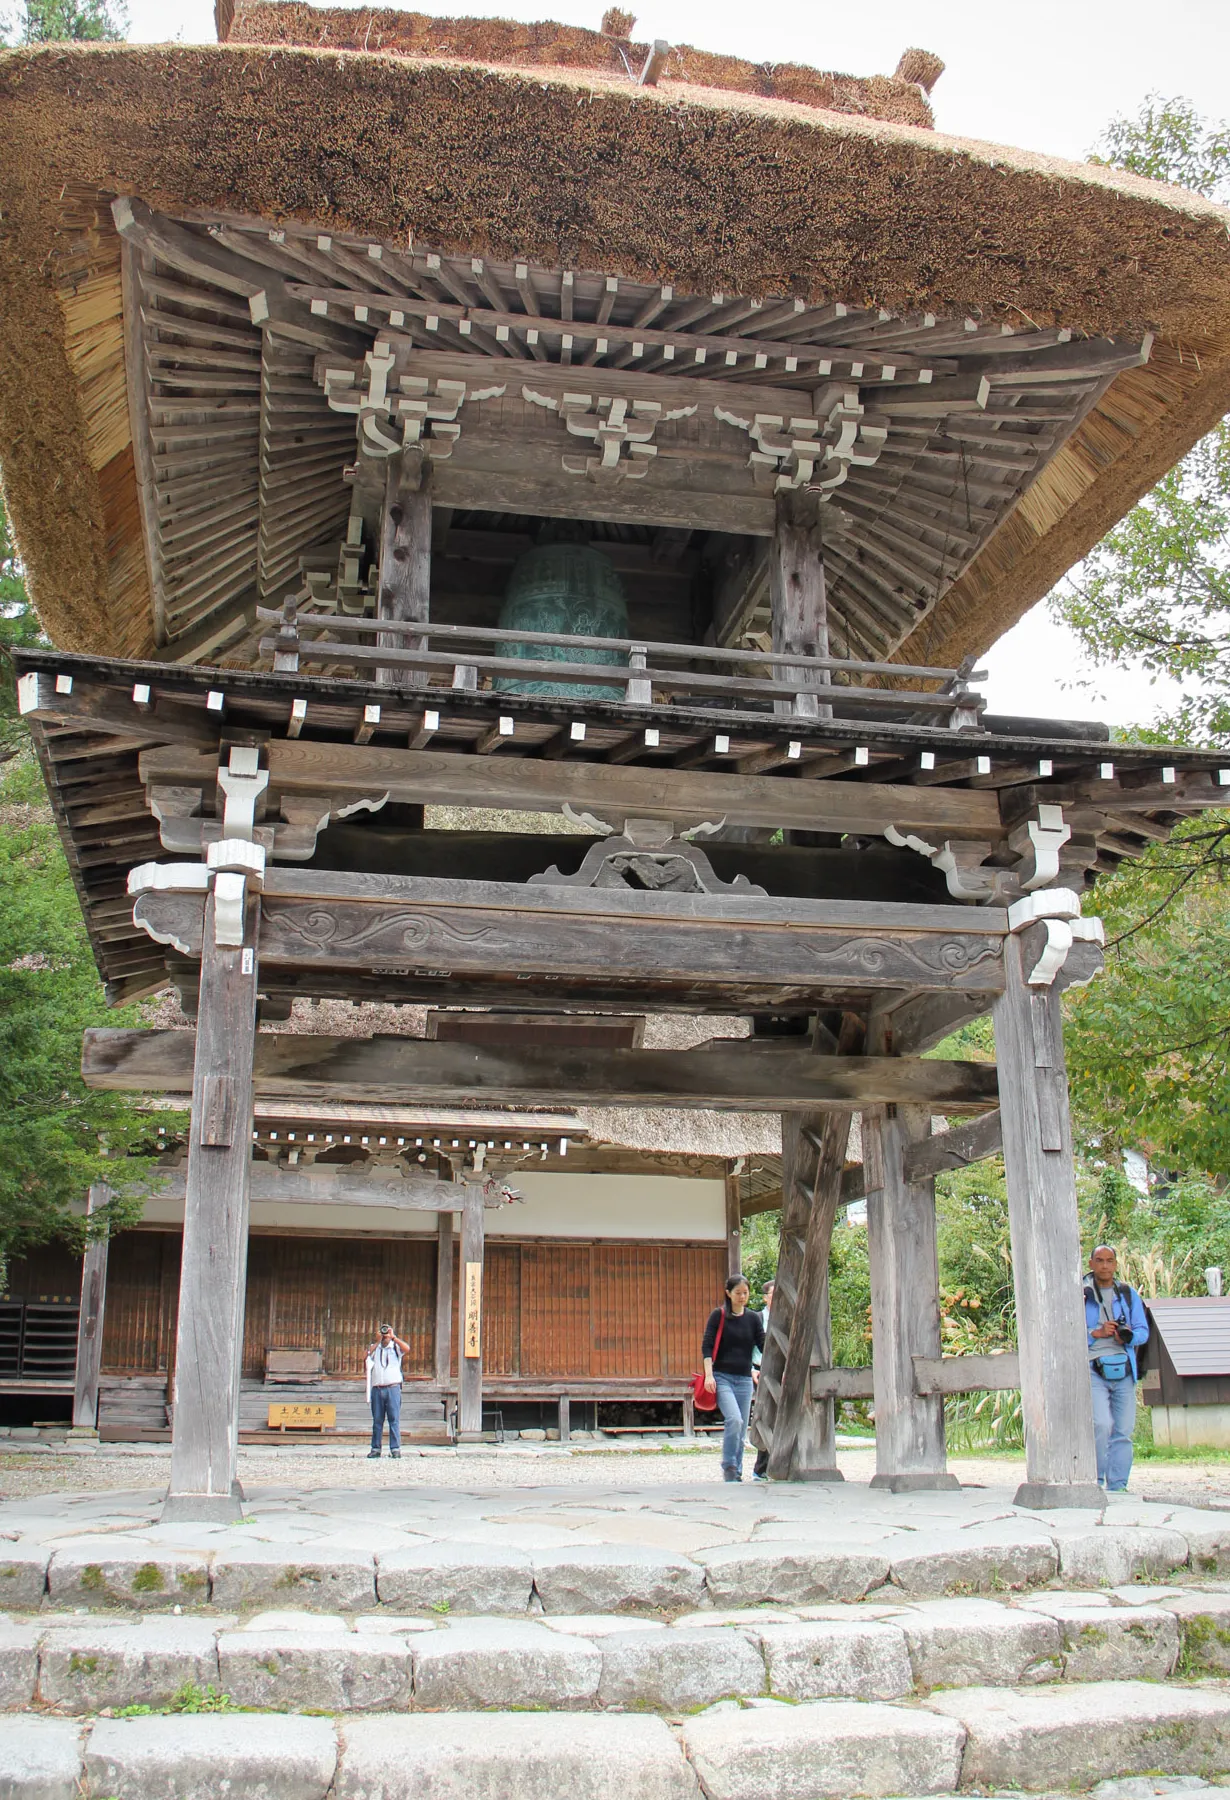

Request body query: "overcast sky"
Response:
[124, 0, 1229, 733]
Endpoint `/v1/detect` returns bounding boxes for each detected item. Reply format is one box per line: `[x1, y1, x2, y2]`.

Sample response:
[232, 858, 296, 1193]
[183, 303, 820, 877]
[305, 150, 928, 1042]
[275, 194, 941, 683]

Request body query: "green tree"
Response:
[1063, 816, 1230, 1175]
[1, 0, 127, 43]
[1054, 97, 1230, 744]
[0, 754, 177, 1264]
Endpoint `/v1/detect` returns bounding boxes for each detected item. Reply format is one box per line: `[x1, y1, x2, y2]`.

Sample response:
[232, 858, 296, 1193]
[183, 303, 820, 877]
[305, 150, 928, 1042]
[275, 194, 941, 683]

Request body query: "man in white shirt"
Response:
[366, 1322, 409, 1459]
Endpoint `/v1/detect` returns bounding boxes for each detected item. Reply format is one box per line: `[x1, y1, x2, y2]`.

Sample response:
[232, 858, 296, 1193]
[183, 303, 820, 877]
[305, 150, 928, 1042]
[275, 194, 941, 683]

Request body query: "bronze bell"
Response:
[495, 541, 629, 698]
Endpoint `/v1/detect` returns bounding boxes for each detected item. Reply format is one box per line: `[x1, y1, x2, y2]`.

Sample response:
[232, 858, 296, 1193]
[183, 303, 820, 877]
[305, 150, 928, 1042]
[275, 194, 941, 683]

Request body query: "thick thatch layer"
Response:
[1, 40, 1229, 658]
[217, 2, 938, 128]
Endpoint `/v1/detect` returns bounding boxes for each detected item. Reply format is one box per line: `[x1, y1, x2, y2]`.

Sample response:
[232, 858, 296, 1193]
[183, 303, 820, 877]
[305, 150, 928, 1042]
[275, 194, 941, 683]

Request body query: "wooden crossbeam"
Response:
[83, 1029, 1001, 1112]
[138, 741, 1005, 839]
[137, 1164, 477, 1209]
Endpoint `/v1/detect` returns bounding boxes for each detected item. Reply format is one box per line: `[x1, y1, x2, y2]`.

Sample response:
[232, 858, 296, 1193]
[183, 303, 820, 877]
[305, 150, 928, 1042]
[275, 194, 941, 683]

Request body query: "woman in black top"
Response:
[701, 1274, 765, 1481]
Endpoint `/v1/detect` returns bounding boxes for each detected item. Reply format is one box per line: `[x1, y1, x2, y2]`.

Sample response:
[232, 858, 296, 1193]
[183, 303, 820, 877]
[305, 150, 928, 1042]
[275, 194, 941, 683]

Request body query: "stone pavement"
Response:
[2, 1475, 1229, 1795]
[3, 1474, 1230, 1615]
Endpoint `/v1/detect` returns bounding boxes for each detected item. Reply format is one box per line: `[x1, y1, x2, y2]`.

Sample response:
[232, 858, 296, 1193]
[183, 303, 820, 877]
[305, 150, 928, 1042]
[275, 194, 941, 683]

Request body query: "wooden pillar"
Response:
[433, 1210, 454, 1393]
[162, 887, 259, 1522]
[769, 492, 831, 719]
[766, 1110, 847, 1480]
[865, 1104, 959, 1491]
[377, 453, 431, 688]
[558, 1394, 571, 1443]
[993, 930, 1104, 1508]
[72, 1183, 111, 1432]
[724, 1165, 742, 1276]
[457, 1186, 485, 1439]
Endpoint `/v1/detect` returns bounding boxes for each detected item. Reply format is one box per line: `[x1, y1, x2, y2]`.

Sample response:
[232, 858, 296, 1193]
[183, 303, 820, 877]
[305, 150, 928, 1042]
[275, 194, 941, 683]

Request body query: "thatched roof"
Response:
[1, 32, 1229, 666]
[216, 3, 940, 128]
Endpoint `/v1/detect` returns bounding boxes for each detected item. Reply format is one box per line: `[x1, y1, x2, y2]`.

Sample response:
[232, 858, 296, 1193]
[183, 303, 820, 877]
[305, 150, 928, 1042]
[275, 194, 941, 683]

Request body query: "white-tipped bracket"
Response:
[207, 838, 267, 886]
[1023, 918, 1073, 987]
[1007, 888, 1090, 987]
[216, 746, 269, 841]
[1006, 888, 1082, 932]
[213, 871, 248, 948]
[128, 861, 211, 896]
[1007, 802, 1071, 891]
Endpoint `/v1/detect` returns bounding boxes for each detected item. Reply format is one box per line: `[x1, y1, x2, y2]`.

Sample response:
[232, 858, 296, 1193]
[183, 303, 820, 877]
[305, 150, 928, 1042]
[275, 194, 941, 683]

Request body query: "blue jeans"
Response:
[370, 1383, 402, 1453]
[714, 1373, 754, 1477]
[1090, 1366, 1135, 1490]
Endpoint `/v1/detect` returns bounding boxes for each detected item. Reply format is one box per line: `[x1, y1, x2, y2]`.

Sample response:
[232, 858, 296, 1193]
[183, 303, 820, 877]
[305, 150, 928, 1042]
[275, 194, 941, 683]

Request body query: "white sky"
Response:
[125, 0, 1230, 731]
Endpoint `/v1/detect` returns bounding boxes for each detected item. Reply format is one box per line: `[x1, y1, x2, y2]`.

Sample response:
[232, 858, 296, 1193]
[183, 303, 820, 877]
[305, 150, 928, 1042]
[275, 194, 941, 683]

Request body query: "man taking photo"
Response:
[366, 1322, 410, 1459]
[1085, 1246, 1150, 1493]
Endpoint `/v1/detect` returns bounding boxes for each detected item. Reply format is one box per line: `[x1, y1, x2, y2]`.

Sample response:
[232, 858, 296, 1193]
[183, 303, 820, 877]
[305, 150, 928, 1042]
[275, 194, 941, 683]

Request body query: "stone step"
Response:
[11, 1515, 1230, 1616]
[2, 1590, 1228, 1715]
[4, 1685, 1230, 1799]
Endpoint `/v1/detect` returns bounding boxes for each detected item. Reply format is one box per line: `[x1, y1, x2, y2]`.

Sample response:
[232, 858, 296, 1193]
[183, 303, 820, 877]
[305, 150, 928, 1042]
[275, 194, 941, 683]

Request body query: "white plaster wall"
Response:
[136, 1172, 726, 1242]
[485, 1172, 726, 1241]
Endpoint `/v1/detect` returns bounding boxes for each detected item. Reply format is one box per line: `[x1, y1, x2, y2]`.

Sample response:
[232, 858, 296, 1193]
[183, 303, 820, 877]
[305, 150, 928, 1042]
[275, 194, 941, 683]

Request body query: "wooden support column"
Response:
[377, 453, 431, 689]
[162, 887, 259, 1522]
[433, 1211, 454, 1392]
[724, 1165, 742, 1276]
[457, 1184, 485, 1439]
[765, 1110, 847, 1480]
[865, 1104, 959, 1491]
[769, 492, 831, 720]
[72, 1183, 111, 1433]
[993, 930, 1104, 1508]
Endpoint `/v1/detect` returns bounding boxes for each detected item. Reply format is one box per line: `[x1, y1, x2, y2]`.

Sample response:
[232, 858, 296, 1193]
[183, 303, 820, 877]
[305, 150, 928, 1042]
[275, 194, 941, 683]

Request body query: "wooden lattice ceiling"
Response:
[117, 201, 1151, 668]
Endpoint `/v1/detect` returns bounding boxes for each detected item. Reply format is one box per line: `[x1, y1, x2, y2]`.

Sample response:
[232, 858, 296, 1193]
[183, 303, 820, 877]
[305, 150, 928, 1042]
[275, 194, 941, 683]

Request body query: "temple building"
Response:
[2, 5, 1230, 1512]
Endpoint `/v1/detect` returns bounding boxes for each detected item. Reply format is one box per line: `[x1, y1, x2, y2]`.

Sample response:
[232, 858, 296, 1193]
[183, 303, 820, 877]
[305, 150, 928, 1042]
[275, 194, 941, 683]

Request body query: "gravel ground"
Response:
[1, 1441, 1227, 1504]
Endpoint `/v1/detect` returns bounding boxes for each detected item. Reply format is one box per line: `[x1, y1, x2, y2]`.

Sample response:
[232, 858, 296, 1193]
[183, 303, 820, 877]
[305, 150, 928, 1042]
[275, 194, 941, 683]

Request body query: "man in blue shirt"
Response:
[1085, 1246, 1150, 1493]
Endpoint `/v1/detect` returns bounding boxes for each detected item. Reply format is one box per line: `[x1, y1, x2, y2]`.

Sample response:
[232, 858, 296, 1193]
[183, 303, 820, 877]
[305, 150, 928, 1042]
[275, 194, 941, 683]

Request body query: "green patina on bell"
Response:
[495, 541, 629, 699]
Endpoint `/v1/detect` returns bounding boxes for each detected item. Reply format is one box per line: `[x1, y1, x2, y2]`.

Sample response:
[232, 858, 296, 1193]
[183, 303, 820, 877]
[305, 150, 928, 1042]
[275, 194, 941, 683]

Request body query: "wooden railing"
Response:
[257, 602, 987, 728]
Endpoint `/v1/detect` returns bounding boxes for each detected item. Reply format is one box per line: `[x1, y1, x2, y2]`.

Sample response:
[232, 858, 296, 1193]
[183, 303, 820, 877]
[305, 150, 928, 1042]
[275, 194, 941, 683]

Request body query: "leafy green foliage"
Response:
[1053, 98, 1230, 745]
[1063, 815, 1230, 1173]
[0, 0, 127, 43]
[0, 755, 176, 1261]
[1054, 425, 1230, 745]
[1091, 93, 1230, 199]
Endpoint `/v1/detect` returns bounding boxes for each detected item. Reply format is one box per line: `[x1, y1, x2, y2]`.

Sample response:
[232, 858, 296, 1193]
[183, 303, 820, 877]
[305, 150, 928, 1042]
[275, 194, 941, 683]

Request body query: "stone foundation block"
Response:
[597, 1625, 765, 1710]
[375, 1542, 532, 1615]
[84, 1713, 338, 1800]
[696, 1542, 889, 1608]
[1164, 1591, 1230, 1673]
[758, 1620, 913, 1700]
[210, 1545, 376, 1612]
[47, 1540, 211, 1609]
[888, 1526, 1058, 1596]
[0, 1618, 43, 1708]
[218, 1628, 414, 1712]
[531, 1546, 703, 1615]
[0, 1542, 49, 1610]
[1055, 1527, 1189, 1587]
[899, 1598, 1063, 1688]
[1043, 1604, 1181, 1680]
[410, 1619, 602, 1709]
[925, 1679, 1230, 1788]
[0, 1716, 83, 1800]
[682, 1697, 965, 1799]
[37, 1618, 221, 1713]
[335, 1712, 699, 1799]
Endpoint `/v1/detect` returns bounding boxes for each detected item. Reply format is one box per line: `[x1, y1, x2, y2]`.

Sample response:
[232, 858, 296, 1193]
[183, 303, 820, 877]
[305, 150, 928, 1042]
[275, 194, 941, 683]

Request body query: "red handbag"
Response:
[690, 1309, 725, 1411]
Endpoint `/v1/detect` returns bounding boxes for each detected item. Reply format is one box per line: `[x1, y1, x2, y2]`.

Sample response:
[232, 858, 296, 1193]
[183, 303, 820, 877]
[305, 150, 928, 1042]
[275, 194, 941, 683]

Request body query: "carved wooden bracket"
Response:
[715, 385, 887, 496]
[1007, 889, 1104, 988]
[523, 385, 697, 479]
[321, 344, 505, 459]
